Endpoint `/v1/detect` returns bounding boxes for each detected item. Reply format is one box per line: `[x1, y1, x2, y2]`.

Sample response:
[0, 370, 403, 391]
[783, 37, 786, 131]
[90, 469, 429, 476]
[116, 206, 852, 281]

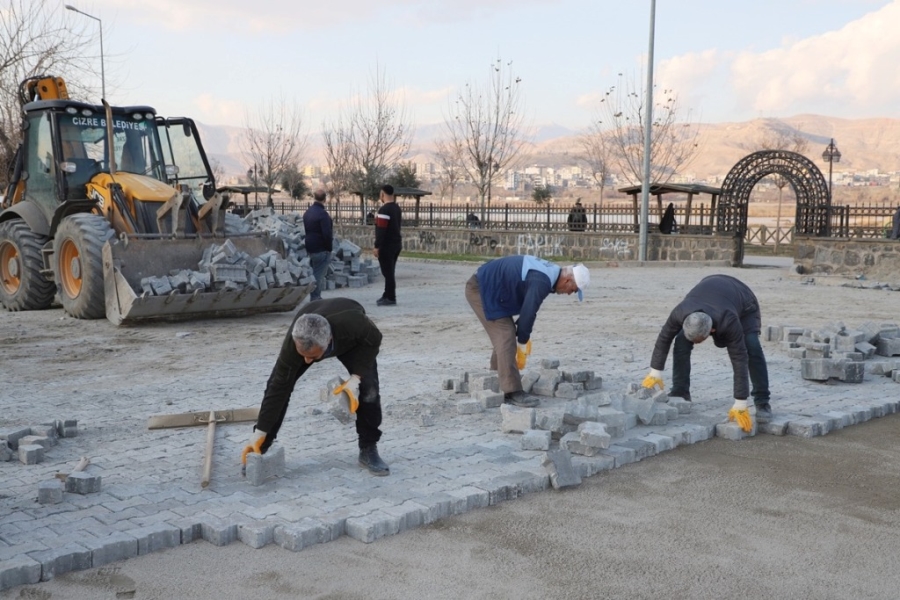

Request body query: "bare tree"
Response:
[443, 57, 530, 221]
[433, 137, 464, 201]
[597, 73, 700, 185]
[1, 0, 103, 188]
[578, 120, 612, 208]
[242, 96, 308, 208]
[754, 121, 810, 252]
[322, 65, 413, 221]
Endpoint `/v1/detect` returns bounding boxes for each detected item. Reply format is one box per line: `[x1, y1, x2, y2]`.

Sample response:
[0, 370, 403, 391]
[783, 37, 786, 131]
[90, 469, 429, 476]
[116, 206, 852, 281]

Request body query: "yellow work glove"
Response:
[333, 375, 361, 414]
[727, 399, 754, 433]
[515, 340, 532, 370]
[241, 430, 267, 465]
[642, 368, 664, 390]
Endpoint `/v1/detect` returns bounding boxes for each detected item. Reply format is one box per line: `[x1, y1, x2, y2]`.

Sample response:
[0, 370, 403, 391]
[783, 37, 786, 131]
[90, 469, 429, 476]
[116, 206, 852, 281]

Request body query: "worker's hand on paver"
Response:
[727, 399, 754, 433]
[642, 368, 664, 390]
[334, 375, 361, 413]
[241, 430, 267, 465]
[515, 340, 532, 370]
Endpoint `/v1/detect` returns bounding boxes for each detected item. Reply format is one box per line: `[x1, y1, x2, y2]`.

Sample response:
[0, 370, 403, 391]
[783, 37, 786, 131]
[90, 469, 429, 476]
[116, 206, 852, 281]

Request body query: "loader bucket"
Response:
[102, 235, 312, 326]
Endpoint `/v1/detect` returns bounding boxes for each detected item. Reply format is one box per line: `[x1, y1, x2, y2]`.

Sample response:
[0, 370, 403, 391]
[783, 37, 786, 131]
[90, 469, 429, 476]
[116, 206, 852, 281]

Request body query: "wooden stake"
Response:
[201, 411, 216, 488]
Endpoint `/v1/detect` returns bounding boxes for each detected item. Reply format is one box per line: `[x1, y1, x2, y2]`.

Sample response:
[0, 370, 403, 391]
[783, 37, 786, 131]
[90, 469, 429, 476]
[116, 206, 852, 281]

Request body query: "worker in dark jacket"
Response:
[465, 255, 590, 407]
[642, 274, 771, 431]
[243, 298, 389, 475]
[373, 184, 402, 306]
[302, 188, 333, 301]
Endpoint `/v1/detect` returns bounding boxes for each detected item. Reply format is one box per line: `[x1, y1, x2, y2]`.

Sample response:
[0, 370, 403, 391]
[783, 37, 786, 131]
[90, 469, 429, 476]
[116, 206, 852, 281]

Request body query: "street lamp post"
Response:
[638, 0, 657, 262]
[65, 5, 105, 100]
[822, 138, 841, 236]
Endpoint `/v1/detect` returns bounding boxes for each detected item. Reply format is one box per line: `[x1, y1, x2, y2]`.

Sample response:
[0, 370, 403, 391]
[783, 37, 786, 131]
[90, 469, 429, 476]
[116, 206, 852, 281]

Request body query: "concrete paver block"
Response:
[18, 444, 44, 465]
[0, 427, 30, 450]
[245, 446, 285, 486]
[521, 429, 552, 451]
[475, 390, 504, 409]
[28, 543, 91, 582]
[38, 480, 63, 505]
[0, 556, 42, 591]
[542, 448, 582, 489]
[563, 400, 599, 425]
[715, 422, 749, 441]
[457, 399, 484, 414]
[86, 532, 138, 568]
[578, 422, 611, 449]
[500, 404, 535, 433]
[65, 472, 101, 494]
[239, 523, 276, 549]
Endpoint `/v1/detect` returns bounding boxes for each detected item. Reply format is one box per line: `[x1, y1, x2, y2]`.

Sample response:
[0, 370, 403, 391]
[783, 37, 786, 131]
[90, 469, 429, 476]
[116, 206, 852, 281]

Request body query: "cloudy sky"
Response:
[70, 0, 897, 130]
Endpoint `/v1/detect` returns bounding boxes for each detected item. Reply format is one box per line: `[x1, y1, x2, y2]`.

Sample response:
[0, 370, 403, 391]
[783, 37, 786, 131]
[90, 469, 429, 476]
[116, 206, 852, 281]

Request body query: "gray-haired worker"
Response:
[242, 298, 389, 475]
[642, 274, 771, 431]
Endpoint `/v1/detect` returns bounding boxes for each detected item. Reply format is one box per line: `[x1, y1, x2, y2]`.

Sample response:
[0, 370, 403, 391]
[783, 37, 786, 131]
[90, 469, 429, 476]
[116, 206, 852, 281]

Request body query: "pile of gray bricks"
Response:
[242, 209, 380, 291]
[766, 321, 900, 384]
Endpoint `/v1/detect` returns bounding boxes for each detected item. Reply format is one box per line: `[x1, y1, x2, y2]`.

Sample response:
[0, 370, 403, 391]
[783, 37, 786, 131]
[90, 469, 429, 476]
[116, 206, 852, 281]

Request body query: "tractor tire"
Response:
[53, 213, 115, 319]
[0, 218, 55, 311]
[224, 212, 250, 236]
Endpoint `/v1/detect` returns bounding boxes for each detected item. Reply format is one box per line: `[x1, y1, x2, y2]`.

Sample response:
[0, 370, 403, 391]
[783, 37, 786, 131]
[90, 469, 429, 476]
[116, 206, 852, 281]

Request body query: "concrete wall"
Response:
[337, 225, 741, 264]
[795, 237, 900, 279]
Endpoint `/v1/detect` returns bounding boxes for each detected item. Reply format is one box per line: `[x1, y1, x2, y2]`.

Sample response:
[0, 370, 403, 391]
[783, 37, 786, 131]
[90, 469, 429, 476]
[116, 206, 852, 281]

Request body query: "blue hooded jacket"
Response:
[476, 255, 560, 344]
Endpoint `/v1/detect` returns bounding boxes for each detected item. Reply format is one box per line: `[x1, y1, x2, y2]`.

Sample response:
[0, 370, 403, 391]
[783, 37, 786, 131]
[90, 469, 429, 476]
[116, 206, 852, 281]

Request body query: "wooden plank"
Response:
[147, 407, 259, 430]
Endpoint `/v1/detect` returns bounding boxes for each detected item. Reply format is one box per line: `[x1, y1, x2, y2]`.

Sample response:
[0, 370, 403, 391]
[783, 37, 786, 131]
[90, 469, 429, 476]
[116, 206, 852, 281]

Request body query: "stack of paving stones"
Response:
[243, 209, 380, 291]
[765, 321, 900, 385]
[840, 279, 900, 292]
[443, 359, 708, 490]
[138, 209, 379, 297]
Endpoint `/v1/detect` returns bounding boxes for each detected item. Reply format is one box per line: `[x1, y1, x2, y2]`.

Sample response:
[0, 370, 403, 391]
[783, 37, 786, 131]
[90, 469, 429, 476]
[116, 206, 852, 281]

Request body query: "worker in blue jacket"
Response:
[465, 255, 590, 407]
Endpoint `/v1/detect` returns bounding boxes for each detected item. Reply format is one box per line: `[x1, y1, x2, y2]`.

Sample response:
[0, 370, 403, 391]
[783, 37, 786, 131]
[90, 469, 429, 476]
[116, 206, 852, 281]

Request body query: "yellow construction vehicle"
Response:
[0, 76, 309, 324]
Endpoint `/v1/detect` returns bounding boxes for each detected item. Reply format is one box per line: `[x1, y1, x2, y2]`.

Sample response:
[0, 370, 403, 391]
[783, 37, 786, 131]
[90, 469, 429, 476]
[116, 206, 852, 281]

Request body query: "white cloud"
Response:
[651, 1, 900, 120]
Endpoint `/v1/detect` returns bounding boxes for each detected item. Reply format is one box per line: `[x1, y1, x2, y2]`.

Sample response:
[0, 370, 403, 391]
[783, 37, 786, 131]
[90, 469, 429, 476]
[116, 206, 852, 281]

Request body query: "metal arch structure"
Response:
[717, 150, 832, 243]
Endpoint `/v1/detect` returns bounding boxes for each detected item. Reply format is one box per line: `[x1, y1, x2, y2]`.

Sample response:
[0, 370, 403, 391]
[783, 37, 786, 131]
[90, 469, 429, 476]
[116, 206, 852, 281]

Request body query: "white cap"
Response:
[572, 264, 590, 301]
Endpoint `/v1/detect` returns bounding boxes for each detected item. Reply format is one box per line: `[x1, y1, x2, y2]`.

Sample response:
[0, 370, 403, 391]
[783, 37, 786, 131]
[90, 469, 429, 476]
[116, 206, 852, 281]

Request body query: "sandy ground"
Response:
[2, 256, 900, 599]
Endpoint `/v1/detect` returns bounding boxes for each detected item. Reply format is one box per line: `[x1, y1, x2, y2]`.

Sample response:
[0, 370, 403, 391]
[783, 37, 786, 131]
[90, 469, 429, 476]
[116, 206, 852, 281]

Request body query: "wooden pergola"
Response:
[618, 183, 722, 233]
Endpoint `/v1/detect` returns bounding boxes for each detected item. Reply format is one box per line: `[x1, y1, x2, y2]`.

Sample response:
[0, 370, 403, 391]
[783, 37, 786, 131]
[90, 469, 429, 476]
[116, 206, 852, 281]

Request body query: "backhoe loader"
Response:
[0, 76, 309, 325]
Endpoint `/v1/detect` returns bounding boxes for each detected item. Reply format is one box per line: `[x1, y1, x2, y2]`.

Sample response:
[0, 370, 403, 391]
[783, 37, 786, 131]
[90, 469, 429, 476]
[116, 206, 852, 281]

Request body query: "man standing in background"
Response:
[303, 188, 333, 302]
[373, 184, 402, 306]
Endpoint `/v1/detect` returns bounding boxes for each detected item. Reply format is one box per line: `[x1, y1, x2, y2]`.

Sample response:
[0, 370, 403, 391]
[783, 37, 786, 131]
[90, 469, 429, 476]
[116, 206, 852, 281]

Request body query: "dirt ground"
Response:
[2, 257, 900, 599]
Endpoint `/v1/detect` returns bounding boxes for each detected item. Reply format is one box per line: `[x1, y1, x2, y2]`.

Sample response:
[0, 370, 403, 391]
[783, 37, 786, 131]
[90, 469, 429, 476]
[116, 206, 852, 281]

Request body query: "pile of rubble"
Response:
[138, 208, 379, 296]
[766, 321, 900, 384]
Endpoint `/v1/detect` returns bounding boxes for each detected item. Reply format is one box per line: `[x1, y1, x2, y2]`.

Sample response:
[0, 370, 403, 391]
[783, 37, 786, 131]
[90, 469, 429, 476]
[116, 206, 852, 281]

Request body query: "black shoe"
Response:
[359, 444, 390, 476]
[668, 390, 691, 402]
[504, 391, 540, 408]
[376, 297, 396, 306]
[755, 404, 773, 423]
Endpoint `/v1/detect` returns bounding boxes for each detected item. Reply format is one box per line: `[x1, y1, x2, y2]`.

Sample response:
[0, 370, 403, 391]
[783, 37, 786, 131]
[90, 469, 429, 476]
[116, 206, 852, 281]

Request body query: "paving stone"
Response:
[876, 337, 900, 357]
[0, 427, 30, 451]
[0, 556, 42, 591]
[275, 518, 328, 551]
[616, 438, 656, 460]
[642, 433, 676, 454]
[19, 435, 51, 449]
[787, 419, 823, 438]
[521, 370, 541, 393]
[800, 358, 832, 381]
[578, 422, 611, 449]
[18, 444, 44, 465]
[0, 443, 12, 462]
[239, 522, 276, 549]
[759, 415, 791, 435]
[521, 430, 552, 451]
[457, 399, 484, 415]
[540, 358, 560, 369]
[668, 397, 692, 414]
[595, 407, 627, 438]
[561, 431, 603, 456]
[531, 378, 557, 397]
[563, 400, 599, 425]
[599, 445, 637, 467]
[345, 511, 401, 543]
[200, 519, 238, 546]
[542, 448, 581, 489]
[27, 543, 91, 582]
[554, 382, 583, 399]
[29, 425, 58, 445]
[65, 472, 101, 494]
[38, 480, 63, 505]
[500, 404, 535, 433]
[86, 532, 138, 567]
[622, 395, 655, 425]
[470, 374, 499, 392]
[131, 523, 182, 555]
[475, 390, 504, 409]
[245, 446, 285, 486]
[715, 422, 749, 441]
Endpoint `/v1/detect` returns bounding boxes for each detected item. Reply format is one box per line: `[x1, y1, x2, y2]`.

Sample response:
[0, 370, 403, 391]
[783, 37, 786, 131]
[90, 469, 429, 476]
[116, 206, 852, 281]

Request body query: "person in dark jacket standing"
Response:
[465, 255, 590, 407]
[302, 188, 333, 301]
[374, 184, 402, 306]
[641, 274, 771, 431]
[242, 298, 389, 475]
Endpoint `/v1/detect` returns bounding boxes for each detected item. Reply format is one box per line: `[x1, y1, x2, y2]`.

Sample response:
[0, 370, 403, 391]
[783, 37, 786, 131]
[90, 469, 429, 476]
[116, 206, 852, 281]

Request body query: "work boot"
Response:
[755, 403, 773, 424]
[376, 297, 396, 306]
[668, 390, 691, 402]
[358, 444, 390, 476]
[504, 391, 540, 408]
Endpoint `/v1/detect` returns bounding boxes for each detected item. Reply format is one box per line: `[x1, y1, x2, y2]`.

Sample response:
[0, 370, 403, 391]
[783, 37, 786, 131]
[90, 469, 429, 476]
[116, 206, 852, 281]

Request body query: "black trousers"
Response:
[378, 245, 401, 301]
[340, 357, 383, 448]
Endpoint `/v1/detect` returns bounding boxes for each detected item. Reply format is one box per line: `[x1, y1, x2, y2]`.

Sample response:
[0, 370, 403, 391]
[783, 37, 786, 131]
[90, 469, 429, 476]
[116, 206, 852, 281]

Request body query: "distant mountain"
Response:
[197, 115, 900, 183]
